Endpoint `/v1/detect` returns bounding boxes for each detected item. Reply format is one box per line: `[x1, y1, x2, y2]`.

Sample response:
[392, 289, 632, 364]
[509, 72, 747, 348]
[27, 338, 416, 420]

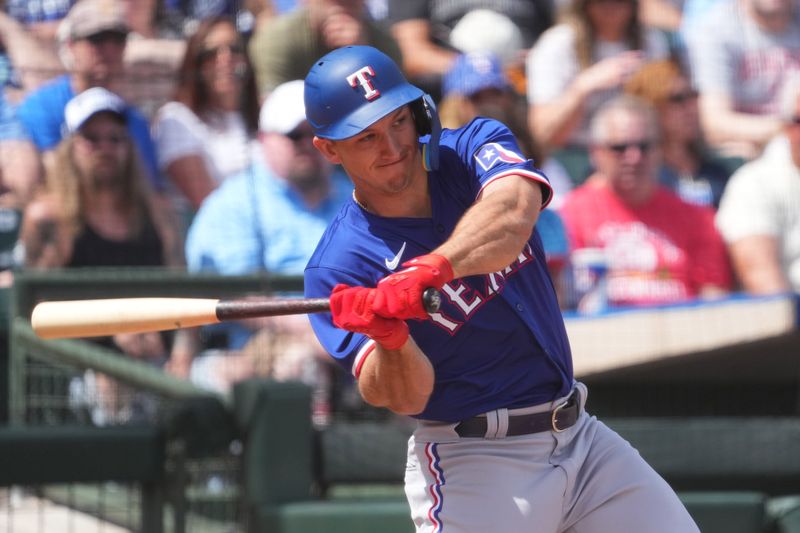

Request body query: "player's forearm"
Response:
[435, 178, 543, 279]
[358, 337, 434, 416]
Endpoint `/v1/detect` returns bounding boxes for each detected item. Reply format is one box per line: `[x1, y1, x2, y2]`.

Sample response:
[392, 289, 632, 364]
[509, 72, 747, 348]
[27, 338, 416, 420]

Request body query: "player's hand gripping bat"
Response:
[30, 288, 442, 340]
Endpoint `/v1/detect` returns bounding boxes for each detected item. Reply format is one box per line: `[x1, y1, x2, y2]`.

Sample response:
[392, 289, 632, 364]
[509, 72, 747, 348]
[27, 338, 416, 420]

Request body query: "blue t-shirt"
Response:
[304, 118, 574, 423]
[186, 162, 352, 276]
[6, 0, 73, 24]
[185, 160, 352, 349]
[0, 91, 28, 141]
[16, 76, 165, 191]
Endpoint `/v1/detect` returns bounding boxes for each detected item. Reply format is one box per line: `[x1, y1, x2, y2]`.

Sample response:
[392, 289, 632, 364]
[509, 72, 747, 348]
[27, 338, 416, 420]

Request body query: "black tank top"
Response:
[68, 220, 164, 268]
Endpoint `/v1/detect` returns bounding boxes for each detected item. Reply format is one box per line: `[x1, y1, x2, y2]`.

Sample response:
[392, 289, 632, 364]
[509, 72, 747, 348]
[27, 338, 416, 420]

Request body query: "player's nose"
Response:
[379, 131, 403, 159]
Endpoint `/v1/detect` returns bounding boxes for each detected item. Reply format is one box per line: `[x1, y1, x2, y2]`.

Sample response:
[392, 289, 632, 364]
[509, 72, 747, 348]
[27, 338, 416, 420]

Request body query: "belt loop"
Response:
[495, 408, 509, 438]
[484, 410, 501, 439]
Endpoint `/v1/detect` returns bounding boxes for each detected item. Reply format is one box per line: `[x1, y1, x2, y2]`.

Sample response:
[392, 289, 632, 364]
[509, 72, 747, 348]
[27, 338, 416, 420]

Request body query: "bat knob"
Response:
[422, 288, 442, 313]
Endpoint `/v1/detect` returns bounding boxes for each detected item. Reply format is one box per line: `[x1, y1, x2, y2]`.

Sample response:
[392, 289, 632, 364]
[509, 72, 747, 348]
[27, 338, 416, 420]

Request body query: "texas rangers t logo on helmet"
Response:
[347, 66, 380, 100]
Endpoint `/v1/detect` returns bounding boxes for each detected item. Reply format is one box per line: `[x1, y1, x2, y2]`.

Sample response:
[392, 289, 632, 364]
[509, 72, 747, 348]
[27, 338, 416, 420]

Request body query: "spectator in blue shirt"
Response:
[184, 80, 351, 421]
[0, 91, 38, 286]
[186, 79, 351, 277]
[15, 0, 165, 191]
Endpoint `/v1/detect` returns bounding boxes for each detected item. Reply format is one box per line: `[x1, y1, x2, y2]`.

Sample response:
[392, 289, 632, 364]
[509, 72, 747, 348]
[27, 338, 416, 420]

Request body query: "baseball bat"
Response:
[31, 288, 442, 340]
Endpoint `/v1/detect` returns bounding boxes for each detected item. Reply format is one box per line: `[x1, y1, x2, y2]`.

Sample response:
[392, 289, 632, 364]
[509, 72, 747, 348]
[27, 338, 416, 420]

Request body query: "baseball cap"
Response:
[443, 52, 509, 98]
[258, 80, 307, 134]
[449, 9, 523, 65]
[63, 0, 129, 41]
[64, 87, 127, 133]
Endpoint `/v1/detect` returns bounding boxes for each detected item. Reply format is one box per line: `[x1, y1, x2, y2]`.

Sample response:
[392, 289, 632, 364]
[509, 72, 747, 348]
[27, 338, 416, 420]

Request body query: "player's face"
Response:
[591, 109, 660, 206]
[313, 106, 424, 197]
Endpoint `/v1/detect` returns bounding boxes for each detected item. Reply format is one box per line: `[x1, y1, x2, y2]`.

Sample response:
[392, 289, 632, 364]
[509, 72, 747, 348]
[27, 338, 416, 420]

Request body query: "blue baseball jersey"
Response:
[304, 118, 574, 423]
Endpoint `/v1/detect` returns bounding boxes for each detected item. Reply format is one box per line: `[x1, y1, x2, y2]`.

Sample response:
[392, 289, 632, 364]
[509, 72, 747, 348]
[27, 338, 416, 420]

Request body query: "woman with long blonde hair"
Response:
[22, 88, 181, 269]
[19, 89, 190, 424]
[526, 0, 670, 161]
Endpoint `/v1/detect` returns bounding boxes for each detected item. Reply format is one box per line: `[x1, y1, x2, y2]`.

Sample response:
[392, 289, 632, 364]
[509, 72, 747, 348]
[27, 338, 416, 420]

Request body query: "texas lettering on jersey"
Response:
[429, 243, 536, 333]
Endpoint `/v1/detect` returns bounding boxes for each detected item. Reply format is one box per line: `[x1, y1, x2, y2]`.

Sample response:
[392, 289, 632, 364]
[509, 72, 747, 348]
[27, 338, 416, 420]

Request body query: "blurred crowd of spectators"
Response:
[1, 0, 798, 423]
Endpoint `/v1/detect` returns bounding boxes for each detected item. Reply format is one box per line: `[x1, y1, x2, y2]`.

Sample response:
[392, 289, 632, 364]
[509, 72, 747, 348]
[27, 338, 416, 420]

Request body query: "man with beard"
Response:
[185, 79, 352, 276]
[15, 0, 164, 191]
[182, 80, 351, 415]
[559, 95, 731, 309]
[18, 87, 186, 424]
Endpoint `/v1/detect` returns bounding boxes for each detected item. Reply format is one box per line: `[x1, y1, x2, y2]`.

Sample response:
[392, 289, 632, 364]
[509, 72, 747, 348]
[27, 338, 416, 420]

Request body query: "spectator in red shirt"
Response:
[560, 95, 731, 309]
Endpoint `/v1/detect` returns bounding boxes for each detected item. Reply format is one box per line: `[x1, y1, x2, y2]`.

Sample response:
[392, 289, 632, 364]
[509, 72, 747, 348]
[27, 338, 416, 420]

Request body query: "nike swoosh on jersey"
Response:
[385, 242, 407, 270]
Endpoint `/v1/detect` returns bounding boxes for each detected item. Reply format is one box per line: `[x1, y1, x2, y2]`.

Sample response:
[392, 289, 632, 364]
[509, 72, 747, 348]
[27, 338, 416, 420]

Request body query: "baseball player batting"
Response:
[302, 46, 699, 533]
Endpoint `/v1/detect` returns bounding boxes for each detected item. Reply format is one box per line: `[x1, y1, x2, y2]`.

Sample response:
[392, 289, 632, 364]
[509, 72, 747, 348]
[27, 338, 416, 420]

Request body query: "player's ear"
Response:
[313, 137, 342, 165]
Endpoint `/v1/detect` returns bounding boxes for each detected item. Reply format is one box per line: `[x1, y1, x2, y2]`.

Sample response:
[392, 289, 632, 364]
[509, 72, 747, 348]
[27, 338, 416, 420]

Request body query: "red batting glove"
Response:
[374, 254, 454, 320]
[330, 284, 409, 350]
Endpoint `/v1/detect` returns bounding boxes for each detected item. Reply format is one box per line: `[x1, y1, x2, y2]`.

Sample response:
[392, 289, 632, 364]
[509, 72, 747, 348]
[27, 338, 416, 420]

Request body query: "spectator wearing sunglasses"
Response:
[183, 80, 351, 419]
[624, 59, 733, 208]
[715, 80, 800, 294]
[559, 95, 731, 309]
[20, 87, 182, 270]
[152, 16, 260, 215]
[18, 88, 189, 423]
[15, 0, 164, 192]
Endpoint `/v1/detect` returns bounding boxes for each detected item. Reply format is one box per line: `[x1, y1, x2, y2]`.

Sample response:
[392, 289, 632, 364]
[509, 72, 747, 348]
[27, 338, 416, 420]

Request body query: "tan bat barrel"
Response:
[31, 298, 221, 339]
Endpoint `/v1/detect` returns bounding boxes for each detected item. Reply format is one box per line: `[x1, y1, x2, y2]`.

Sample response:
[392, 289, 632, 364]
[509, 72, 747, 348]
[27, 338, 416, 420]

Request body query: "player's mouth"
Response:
[377, 151, 408, 168]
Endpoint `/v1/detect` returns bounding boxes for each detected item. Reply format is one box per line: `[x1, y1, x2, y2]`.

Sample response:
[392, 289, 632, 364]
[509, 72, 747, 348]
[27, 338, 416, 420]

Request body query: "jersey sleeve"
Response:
[304, 265, 372, 377]
[454, 118, 553, 207]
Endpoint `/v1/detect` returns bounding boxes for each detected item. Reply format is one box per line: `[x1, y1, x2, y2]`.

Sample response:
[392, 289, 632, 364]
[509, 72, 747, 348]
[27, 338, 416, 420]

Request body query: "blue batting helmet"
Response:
[304, 45, 441, 170]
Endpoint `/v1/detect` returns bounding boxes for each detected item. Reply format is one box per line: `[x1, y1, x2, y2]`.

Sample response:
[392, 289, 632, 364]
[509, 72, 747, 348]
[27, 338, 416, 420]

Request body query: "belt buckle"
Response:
[551, 393, 574, 433]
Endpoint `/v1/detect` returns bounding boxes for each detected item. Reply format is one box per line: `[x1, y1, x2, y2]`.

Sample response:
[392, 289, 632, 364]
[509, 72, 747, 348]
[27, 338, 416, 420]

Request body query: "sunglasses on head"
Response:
[86, 30, 128, 46]
[667, 90, 698, 104]
[198, 43, 245, 62]
[605, 141, 653, 154]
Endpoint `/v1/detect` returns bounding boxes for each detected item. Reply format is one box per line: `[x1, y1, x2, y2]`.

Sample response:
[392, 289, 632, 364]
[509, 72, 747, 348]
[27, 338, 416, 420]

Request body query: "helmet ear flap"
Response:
[409, 98, 431, 136]
[411, 95, 441, 171]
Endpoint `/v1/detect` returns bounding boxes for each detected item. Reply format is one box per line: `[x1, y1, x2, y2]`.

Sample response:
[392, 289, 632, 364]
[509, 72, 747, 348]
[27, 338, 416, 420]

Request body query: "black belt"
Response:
[454, 389, 581, 438]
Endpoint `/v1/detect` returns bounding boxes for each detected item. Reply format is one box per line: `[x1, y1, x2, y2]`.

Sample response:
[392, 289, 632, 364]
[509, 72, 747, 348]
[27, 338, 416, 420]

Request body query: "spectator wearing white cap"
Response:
[183, 81, 351, 414]
[15, 0, 165, 192]
[19, 87, 190, 420]
[186, 79, 351, 278]
[20, 86, 182, 270]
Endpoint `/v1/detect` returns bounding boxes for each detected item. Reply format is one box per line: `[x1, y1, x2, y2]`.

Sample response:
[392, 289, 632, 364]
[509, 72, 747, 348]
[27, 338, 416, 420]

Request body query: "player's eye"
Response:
[357, 133, 375, 144]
